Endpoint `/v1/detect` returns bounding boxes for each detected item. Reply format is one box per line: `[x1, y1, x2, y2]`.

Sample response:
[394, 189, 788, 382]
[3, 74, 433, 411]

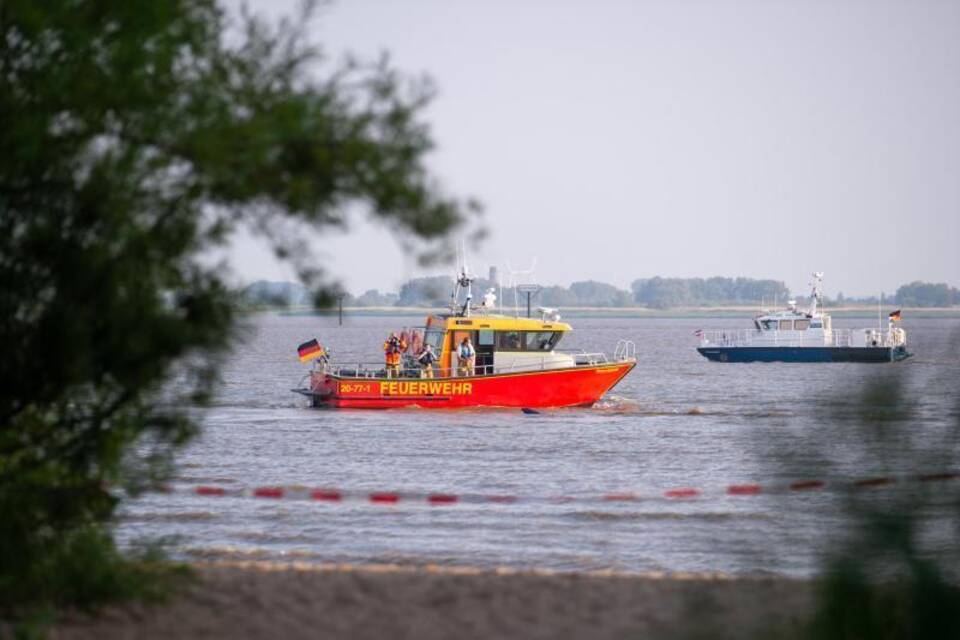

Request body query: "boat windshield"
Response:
[524, 331, 562, 351]
[423, 329, 444, 352]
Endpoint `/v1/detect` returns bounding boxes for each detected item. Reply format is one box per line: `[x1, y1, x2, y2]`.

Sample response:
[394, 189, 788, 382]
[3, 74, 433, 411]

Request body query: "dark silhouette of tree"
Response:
[804, 367, 960, 638]
[0, 0, 477, 609]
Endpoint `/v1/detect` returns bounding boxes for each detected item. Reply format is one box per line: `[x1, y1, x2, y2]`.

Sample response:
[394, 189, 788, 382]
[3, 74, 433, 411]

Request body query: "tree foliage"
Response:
[240, 275, 960, 311]
[396, 275, 456, 307]
[894, 281, 959, 308]
[631, 276, 790, 309]
[800, 347, 960, 638]
[0, 0, 474, 609]
[393, 276, 636, 309]
[242, 280, 314, 307]
[568, 280, 632, 307]
[351, 289, 398, 307]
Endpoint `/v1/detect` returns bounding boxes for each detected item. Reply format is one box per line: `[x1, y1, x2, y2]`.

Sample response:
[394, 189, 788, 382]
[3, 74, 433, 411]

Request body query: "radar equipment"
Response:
[481, 288, 497, 311]
[505, 260, 540, 318]
[538, 307, 561, 322]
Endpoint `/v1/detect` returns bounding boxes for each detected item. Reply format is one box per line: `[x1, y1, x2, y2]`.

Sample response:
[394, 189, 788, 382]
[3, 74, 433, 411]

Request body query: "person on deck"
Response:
[416, 343, 436, 378]
[458, 337, 476, 376]
[383, 332, 406, 377]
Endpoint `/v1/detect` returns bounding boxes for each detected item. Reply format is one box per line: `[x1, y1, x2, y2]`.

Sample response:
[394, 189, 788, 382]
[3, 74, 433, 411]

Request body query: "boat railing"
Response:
[315, 354, 618, 380]
[698, 330, 756, 347]
[573, 351, 608, 366]
[699, 329, 837, 348]
[614, 339, 636, 361]
[833, 330, 851, 347]
[849, 327, 906, 347]
[698, 328, 904, 348]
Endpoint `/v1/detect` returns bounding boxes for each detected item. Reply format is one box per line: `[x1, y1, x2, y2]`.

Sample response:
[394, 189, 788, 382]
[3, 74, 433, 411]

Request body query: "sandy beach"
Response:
[50, 562, 816, 639]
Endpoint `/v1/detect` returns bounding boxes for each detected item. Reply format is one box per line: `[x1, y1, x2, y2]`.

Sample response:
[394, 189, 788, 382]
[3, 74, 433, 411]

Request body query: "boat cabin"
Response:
[754, 304, 831, 334]
[748, 299, 832, 346]
[750, 313, 830, 346]
[423, 314, 574, 376]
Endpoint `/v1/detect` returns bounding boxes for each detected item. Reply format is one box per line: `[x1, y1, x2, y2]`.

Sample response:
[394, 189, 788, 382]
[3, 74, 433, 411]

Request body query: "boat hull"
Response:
[697, 346, 910, 363]
[296, 360, 636, 409]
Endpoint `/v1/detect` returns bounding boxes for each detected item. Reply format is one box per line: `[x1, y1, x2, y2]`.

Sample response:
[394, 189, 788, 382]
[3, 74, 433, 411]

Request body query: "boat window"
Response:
[794, 319, 810, 331]
[496, 330, 523, 351]
[477, 330, 494, 346]
[779, 320, 793, 330]
[761, 320, 777, 330]
[524, 331, 560, 351]
[424, 330, 444, 351]
[810, 321, 822, 329]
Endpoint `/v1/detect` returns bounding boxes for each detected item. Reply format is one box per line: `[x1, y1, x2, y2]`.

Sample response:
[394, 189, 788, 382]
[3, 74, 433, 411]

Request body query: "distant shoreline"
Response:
[268, 305, 960, 319]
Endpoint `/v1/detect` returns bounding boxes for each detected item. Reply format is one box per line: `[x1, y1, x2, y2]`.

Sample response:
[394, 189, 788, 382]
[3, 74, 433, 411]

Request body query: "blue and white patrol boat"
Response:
[697, 273, 909, 363]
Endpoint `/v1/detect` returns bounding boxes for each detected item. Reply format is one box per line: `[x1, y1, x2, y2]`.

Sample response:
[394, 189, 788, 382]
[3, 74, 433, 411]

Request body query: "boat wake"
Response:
[592, 396, 793, 418]
[592, 396, 719, 417]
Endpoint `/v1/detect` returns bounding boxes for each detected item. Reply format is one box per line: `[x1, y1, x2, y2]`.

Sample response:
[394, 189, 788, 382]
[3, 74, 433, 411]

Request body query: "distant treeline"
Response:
[891, 281, 960, 307]
[242, 278, 960, 309]
[630, 277, 788, 309]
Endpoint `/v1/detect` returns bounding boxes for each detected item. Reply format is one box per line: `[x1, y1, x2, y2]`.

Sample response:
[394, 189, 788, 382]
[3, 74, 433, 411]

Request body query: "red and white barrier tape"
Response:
[153, 472, 960, 506]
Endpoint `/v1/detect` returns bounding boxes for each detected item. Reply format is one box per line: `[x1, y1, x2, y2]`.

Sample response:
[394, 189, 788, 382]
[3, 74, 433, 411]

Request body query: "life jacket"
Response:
[384, 339, 401, 365]
[459, 342, 475, 359]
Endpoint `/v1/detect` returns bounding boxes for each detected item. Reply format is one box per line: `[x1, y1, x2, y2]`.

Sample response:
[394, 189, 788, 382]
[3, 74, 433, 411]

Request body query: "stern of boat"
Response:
[291, 368, 337, 407]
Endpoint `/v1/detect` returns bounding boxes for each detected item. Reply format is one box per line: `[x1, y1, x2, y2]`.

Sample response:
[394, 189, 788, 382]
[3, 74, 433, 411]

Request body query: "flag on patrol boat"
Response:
[888, 309, 902, 322]
[694, 329, 704, 337]
[297, 338, 325, 362]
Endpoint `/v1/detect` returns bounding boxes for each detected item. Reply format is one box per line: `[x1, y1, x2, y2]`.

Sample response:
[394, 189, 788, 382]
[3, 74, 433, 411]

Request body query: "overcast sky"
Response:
[223, 0, 959, 297]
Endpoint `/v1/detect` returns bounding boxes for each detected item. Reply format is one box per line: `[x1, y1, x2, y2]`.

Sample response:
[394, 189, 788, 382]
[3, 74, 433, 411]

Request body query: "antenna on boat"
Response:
[451, 241, 475, 317]
[809, 272, 824, 317]
[505, 259, 538, 317]
[878, 291, 882, 331]
[498, 268, 503, 315]
[450, 245, 460, 312]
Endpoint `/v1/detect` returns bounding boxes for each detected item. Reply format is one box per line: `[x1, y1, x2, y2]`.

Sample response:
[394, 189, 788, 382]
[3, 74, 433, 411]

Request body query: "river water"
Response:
[115, 313, 960, 576]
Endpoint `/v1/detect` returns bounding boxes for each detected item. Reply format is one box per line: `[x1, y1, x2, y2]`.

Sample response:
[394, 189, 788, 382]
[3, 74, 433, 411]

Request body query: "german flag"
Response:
[297, 338, 325, 362]
[888, 309, 902, 322]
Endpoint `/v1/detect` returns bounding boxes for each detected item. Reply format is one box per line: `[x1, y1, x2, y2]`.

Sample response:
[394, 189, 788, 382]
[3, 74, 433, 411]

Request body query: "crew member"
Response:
[458, 336, 476, 376]
[383, 332, 406, 377]
[417, 343, 437, 378]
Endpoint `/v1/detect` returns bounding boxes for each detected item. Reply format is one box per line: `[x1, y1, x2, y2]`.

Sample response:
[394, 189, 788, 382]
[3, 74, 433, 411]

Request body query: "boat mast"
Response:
[458, 268, 473, 317]
[809, 272, 823, 317]
[451, 242, 474, 317]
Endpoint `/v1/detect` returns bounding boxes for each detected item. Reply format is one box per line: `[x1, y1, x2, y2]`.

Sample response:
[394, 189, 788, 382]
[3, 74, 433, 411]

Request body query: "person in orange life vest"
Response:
[383, 332, 407, 377]
[458, 336, 476, 376]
